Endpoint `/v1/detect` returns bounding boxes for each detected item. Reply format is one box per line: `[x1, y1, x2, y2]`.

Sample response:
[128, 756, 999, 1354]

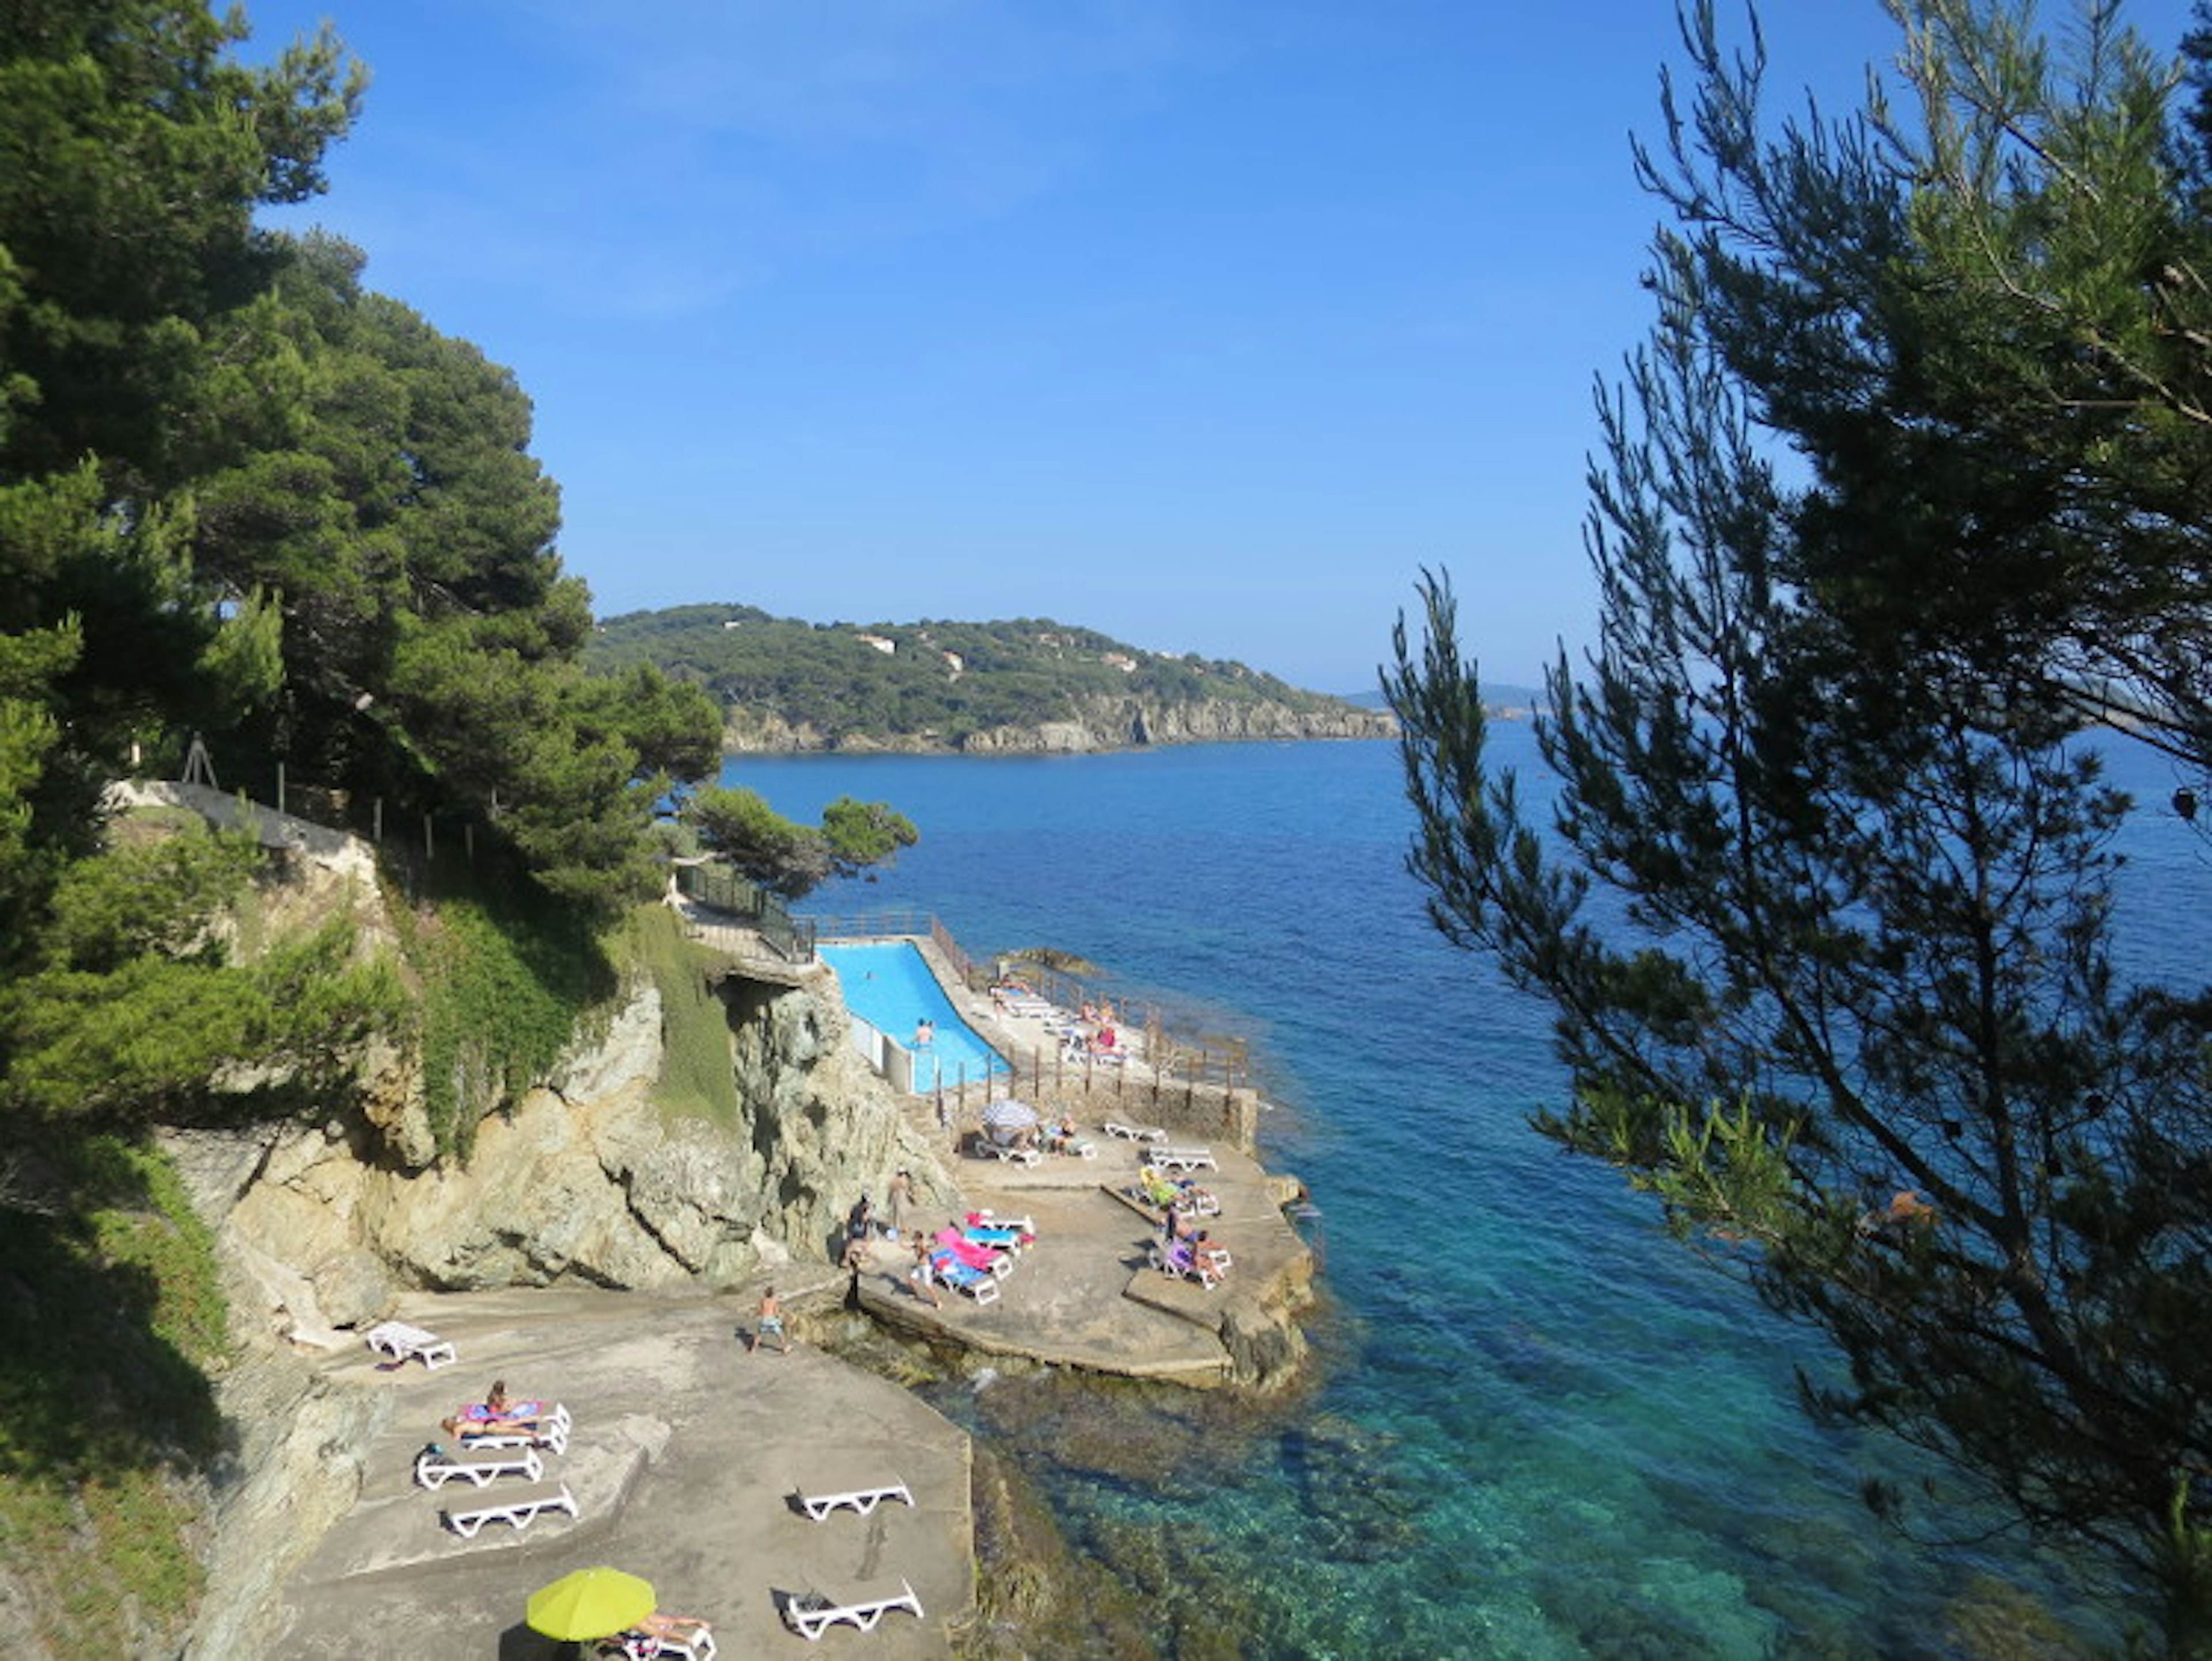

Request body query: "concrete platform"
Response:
[854, 1130, 1311, 1384]
[270, 1285, 970, 1658]
[264, 1128, 1309, 1657]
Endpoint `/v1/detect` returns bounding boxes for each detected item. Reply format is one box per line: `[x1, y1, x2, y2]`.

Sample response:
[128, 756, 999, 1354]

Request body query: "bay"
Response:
[727, 731, 2203, 1657]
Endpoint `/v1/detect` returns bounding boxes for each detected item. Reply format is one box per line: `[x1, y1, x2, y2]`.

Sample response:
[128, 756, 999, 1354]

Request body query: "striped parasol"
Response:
[980, 1098, 1039, 1131]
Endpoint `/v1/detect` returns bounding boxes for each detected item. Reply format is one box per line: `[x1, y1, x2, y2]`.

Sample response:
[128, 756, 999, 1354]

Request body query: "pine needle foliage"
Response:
[1390, 2, 2212, 1648]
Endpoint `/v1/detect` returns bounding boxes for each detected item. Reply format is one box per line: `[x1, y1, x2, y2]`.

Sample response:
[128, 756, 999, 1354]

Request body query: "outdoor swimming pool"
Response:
[816, 940, 1009, 1094]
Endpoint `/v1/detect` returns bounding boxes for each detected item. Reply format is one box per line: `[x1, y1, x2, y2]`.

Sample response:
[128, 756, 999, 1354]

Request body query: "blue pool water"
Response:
[815, 940, 1009, 1094]
[730, 736, 2199, 1655]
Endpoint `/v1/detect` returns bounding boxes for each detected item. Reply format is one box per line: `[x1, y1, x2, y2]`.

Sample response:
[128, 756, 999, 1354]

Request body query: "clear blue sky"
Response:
[241, 1, 2199, 695]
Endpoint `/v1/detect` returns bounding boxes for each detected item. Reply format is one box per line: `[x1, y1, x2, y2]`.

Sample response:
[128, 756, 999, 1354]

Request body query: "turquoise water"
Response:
[815, 939, 1009, 1093]
[728, 735, 2197, 1656]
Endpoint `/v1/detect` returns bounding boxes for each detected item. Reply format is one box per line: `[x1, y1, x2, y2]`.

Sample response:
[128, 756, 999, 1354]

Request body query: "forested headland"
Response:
[589, 604, 1396, 751]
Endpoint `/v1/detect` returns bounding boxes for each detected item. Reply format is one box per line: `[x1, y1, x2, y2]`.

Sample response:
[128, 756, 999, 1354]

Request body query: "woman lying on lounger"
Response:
[597, 1612, 714, 1656]
[1138, 1165, 1218, 1215]
[440, 1379, 545, 1437]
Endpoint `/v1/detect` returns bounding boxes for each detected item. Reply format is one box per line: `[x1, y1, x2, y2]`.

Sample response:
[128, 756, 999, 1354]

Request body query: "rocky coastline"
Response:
[137, 784, 1321, 1655]
[721, 691, 1396, 754]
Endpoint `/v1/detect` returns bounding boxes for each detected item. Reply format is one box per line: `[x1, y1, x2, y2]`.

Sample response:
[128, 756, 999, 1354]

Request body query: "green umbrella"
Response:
[526, 1566, 657, 1643]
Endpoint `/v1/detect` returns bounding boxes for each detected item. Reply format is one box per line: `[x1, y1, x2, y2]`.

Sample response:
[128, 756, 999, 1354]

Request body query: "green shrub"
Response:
[397, 886, 603, 1158]
[616, 906, 737, 1126]
[0, 1136, 225, 1654]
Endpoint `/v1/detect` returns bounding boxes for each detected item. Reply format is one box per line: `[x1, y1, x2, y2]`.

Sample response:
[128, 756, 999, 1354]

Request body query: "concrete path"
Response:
[271, 1284, 968, 1658]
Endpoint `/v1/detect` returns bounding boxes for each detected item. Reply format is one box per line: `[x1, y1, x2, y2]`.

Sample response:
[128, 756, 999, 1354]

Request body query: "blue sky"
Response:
[241, 1, 2199, 694]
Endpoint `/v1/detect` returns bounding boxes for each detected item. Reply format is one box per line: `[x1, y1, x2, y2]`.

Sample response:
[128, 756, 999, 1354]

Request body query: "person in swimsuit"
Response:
[753, 1286, 789, 1354]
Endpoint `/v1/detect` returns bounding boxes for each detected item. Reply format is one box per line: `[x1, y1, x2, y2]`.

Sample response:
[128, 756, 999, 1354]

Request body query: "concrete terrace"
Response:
[266, 1133, 1308, 1658]
[268, 1281, 968, 1658]
[855, 1133, 1309, 1385]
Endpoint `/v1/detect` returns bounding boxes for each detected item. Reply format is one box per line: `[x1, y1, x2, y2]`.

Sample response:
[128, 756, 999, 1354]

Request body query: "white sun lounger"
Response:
[442, 1481, 577, 1538]
[1150, 1146, 1217, 1172]
[415, 1444, 543, 1489]
[930, 1258, 1001, 1304]
[1149, 1240, 1223, 1289]
[783, 1580, 925, 1641]
[982, 1141, 1041, 1167]
[362, 1319, 456, 1369]
[1102, 1121, 1166, 1142]
[457, 1401, 572, 1456]
[603, 1627, 716, 1660]
[798, 1480, 915, 1522]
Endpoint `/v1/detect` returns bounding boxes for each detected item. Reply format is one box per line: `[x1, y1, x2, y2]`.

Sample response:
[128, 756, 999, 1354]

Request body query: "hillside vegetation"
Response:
[591, 604, 1387, 747]
[0, 7, 723, 1650]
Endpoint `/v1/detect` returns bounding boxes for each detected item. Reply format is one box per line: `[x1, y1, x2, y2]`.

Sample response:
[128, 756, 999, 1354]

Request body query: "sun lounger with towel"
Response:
[782, 1580, 925, 1642]
[363, 1319, 456, 1369]
[455, 1400, 572, 1456]
[415, 1443, 544, 1488]
[934, 1228, 1015, 1278]
[1149, 1239, 1223, 1289]
[1135, 1165, 1221, 1217]
[927, 1254, 1001, 1303]
[798, 1480, 915, 1521]
[1150, 1145, 1218, 1173]
[442, 1481, 578, 1538]
[601, 1627, 716, 1660]
[960, 1222, 1028, 1254]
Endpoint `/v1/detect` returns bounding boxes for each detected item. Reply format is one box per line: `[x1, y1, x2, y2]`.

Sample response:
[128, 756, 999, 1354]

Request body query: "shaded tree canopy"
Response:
[1389, 1, 2212, 1649]
[1, 5, 722, 920]
[683, 785, 918, 900]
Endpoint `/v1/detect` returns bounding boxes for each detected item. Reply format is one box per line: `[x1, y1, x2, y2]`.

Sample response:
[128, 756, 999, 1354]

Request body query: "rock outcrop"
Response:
[722, 693, 1395, 754]
[179, 970, 949, 1329]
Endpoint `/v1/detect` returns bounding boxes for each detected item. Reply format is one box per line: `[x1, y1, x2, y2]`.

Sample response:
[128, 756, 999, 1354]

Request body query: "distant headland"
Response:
[589, 604, 1398, 754]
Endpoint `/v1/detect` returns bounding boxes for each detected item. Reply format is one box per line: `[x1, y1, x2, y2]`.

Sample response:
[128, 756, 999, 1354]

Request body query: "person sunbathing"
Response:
[639, 1612, 712, 1641]
[1139, 1165, 1217, 1214]
[441, 1379, 545, 1438]
[599, 1612, 713, 1656]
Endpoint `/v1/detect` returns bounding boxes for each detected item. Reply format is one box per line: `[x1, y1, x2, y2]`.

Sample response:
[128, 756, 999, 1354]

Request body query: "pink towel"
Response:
[934, 1228, 999, 1270]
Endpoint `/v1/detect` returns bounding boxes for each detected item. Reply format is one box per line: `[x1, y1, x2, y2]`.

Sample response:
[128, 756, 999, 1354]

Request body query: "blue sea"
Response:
[728, 731, 2203, 1658]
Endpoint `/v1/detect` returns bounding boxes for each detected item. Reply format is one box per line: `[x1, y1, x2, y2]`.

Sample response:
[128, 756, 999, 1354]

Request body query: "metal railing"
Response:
[674, 862, 815, 962]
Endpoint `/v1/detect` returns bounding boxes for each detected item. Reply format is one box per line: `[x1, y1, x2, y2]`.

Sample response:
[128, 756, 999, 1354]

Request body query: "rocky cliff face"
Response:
[172, 968, 950, 1330]
[722, 693, 1396, 754]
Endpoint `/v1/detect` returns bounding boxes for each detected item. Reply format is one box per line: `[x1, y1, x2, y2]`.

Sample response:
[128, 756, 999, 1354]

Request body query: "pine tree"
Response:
[1389, 2, 2212, 1647]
